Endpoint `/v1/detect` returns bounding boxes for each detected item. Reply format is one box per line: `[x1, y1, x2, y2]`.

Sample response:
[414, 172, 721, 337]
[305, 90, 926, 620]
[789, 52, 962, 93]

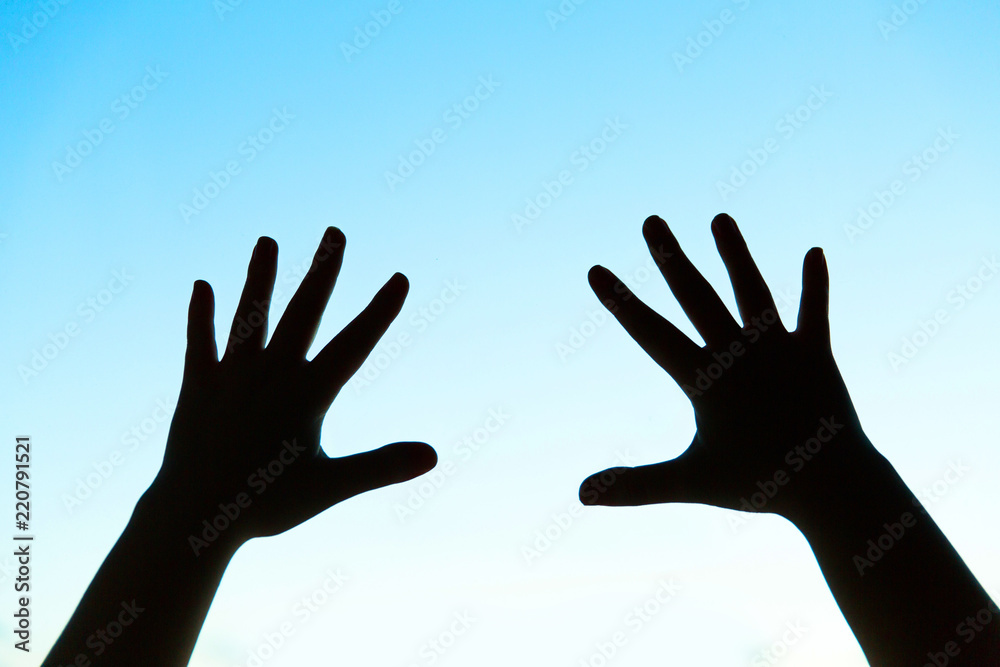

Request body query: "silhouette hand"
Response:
[149, 227, 436, 550]
[580, 214, 876, 521]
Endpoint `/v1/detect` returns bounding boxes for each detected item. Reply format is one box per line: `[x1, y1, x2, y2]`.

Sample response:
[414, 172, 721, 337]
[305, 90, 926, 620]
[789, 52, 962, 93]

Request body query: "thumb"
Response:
[319, 441, 438, 507]
[579, 457, 697, 507]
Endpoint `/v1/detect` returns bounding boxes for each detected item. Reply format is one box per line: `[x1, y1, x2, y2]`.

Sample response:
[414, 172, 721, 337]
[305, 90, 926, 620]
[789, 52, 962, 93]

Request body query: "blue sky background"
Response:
[2, 0, 999, 664]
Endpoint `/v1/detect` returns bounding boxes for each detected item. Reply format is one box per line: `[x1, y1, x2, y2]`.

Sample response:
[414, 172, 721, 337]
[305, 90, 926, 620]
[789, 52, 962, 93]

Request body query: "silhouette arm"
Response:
[579, 214, 999, 664]
[44, 228, 436, 666]
[791, 451, 998, 664]
[42, 492, 236, 664]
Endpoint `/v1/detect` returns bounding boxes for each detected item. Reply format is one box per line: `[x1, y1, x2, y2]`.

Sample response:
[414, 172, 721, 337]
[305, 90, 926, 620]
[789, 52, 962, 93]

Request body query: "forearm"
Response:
[792, 442, 999, 664]
[44, 488, 238, 666]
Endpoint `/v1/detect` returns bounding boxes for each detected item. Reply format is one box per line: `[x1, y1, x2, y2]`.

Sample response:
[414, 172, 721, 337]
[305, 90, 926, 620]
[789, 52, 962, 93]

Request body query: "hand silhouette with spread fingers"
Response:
[157, 226, 436, 544]
[45, 228, 436, 666]
[580, 213, 869, 520]
[579, 214, 999, 665]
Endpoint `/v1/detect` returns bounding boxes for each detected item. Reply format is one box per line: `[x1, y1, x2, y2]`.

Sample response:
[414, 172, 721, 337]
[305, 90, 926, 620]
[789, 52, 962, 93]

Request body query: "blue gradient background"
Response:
[2, 1, 999, 664]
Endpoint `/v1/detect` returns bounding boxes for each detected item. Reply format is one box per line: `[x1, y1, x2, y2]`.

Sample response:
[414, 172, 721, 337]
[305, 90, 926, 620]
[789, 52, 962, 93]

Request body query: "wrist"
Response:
[786, 443, 917, 546]
[778, 431, 908, 530]
[133, 481, 245, 564]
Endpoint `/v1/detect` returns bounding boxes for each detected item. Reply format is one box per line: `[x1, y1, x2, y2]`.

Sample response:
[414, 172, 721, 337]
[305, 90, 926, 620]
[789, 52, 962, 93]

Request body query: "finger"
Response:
[711, 213, 781, 327]
[315, 442, 438, 507]
[579, 457, 697, 507]
[224, 237, 278, 358]
[589, 265, 704, 384]
[269, 227, 346, 358]
[184, 280, 217, 382]
[310, 272, 409, 403]
[795, 247, 830, 346]
[643, 215, 742, 349]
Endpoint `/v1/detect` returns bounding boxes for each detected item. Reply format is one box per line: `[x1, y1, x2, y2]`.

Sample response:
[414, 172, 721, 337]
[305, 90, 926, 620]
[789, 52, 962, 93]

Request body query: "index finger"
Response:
[589, 265, 705, 385]
[309, 272, 409, 405]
